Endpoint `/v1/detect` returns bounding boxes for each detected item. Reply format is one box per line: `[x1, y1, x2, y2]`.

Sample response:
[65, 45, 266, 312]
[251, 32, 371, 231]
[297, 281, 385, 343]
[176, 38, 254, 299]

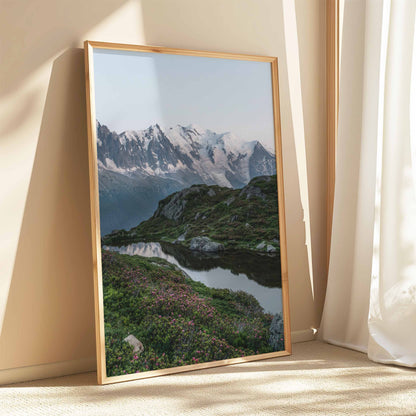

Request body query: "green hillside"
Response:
[103, 175, 280, 253]
[103, 250, 283, 376]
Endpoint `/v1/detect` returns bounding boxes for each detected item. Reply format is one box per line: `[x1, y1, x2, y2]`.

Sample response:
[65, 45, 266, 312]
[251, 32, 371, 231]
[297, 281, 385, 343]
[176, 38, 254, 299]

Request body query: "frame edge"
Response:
[326, 0, 339, 273]
[271, 59, 292, 355]
[99, 349, 290, 385]
[84, 41, 106, 385]
[84, 40, 277, 62]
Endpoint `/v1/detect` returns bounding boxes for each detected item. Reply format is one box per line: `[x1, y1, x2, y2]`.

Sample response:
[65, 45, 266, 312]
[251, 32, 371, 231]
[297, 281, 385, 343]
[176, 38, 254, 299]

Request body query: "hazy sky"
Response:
[93, 49, 276, 149]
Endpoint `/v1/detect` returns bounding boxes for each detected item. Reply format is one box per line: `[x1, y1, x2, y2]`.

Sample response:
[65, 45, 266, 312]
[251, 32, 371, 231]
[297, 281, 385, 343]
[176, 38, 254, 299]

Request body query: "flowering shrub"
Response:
[102, 251, 282, 377]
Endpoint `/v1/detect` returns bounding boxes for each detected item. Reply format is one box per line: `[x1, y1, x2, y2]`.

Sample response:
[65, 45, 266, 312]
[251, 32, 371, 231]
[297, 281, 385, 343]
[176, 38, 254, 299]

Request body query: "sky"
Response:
[93, 49, 276, 150]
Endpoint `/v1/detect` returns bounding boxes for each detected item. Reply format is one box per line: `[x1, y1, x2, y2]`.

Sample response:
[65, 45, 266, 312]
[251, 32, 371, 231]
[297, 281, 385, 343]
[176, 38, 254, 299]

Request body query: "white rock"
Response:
[123, 335, 144, 354]
[189, 236, 224, 252]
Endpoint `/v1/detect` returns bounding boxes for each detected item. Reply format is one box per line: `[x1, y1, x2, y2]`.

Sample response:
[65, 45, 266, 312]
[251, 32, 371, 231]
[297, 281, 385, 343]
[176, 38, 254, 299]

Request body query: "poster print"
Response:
[84, 42, 290, 384]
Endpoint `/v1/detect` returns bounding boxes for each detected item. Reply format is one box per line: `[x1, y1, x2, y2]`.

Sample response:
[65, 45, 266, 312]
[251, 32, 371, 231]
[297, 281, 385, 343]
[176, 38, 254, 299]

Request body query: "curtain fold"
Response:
[320, 0, 416, 367]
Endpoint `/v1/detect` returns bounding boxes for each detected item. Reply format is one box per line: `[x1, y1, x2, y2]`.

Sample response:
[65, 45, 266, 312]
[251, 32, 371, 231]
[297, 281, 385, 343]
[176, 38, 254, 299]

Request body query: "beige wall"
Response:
[0, 0, 326, 382]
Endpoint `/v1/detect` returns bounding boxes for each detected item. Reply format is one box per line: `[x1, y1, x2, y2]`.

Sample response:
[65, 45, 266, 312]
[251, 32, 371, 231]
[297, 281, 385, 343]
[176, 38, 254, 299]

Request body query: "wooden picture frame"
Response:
[84, 41, 291, 385]
[326, 0, 339, 270]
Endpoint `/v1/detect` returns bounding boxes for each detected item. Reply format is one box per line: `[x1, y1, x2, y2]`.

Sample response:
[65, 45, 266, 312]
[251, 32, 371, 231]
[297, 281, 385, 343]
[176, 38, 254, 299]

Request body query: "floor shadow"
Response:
[0, 49, 96, 369]
[4, 341, 398, 388]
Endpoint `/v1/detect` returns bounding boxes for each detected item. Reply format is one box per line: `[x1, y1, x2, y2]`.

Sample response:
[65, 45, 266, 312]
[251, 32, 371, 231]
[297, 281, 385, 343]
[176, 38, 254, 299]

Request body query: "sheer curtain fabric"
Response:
[320, 0, 416, 367]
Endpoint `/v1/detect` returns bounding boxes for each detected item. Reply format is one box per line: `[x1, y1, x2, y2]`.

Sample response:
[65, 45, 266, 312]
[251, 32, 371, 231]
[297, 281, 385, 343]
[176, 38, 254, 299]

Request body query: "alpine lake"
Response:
[103, 242, 282, 315]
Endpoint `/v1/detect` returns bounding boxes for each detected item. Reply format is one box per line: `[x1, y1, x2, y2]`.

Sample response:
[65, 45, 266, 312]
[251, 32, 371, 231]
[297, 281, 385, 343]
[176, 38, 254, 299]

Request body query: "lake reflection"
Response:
[103, 242, 282, 315]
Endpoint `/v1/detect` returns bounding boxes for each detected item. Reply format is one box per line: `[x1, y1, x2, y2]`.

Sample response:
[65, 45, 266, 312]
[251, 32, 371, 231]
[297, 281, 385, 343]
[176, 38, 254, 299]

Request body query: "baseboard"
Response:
[0, 356, 96, 385]
[0, 328, 316, 385]
[291, 328, 317, 344]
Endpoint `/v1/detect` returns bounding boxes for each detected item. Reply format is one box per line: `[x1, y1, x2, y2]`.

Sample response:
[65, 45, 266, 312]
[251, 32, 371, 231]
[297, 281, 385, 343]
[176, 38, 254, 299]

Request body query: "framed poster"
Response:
[84, 41, 291, 384]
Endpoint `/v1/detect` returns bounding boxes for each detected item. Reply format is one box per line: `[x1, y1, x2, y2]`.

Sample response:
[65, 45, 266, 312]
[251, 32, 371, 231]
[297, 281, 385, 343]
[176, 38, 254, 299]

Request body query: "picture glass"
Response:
[88, 45, 288, 381]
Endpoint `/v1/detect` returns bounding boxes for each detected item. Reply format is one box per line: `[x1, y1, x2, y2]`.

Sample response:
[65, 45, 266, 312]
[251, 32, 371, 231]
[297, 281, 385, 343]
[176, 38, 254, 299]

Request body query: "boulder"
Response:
[267, 245, 277, 253]
[189, 236, 224, 252]
[256, 241, 266, 250]
[174, 233, 186, 244]
[174, 225, 189, 243]
[176, 233, 186, 242]
[225, 197, 235, 206]
[207, 189, 216, 197]
[269, 314, 284, 350]
[239, 185, 266, 200]
[123, 334, 144, 354]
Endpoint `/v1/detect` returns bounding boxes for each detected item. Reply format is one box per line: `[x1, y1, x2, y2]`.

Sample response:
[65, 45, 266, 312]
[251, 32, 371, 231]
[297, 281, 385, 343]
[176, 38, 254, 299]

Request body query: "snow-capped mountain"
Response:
[96, 121, 276, 235]
[97, 122, 276, 188]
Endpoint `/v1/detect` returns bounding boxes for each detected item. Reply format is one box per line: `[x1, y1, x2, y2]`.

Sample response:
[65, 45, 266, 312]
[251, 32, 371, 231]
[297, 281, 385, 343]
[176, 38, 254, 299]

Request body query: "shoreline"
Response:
[102, 240, 283, 291]
[102, 235, 280, 255]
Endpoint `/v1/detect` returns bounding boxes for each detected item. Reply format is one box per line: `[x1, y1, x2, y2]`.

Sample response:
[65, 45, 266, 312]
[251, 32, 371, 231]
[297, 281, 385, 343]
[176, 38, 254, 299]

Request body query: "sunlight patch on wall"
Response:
[282, 0, 314, 298]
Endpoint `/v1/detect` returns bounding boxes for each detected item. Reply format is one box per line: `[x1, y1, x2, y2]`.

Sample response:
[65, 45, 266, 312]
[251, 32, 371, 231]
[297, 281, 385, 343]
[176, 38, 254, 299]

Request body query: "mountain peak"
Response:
[253, 140, 275, 155]
[254, 141, 265, 150]
[148, 123, 163, 133]
[96, 120, 276, 188]
[184, 123, 207, 135]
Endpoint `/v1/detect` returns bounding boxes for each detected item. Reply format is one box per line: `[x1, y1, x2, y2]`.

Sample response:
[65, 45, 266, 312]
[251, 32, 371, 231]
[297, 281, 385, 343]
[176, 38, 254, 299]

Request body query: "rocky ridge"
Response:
[103, 175, 281, 253]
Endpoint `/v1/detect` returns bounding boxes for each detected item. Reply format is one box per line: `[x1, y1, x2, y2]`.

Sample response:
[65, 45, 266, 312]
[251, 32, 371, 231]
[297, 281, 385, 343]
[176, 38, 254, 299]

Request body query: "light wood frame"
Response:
[326, 0, 339, 271]
[84, 40, 291, 385]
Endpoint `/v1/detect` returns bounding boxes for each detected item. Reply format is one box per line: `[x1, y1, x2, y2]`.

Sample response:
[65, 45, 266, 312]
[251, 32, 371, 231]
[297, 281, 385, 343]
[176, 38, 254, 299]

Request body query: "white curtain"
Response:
[320, 0, 416, 367]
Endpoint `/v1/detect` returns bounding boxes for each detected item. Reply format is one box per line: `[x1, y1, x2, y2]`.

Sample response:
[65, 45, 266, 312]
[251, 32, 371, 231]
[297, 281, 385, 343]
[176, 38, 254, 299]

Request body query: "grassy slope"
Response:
[102, 250, 281, 377]
[103, 175, 280, 252]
